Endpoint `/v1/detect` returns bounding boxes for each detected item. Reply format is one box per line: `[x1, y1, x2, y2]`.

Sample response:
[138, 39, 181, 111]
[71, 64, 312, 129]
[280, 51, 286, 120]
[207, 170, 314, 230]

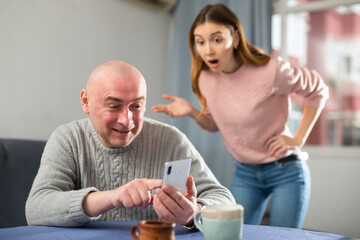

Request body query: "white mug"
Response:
[194, 204, 244, 240]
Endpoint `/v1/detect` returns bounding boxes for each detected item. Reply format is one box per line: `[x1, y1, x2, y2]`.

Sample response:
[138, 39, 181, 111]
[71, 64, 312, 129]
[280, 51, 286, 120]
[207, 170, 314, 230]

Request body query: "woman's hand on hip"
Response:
[265, 134, 302, 158]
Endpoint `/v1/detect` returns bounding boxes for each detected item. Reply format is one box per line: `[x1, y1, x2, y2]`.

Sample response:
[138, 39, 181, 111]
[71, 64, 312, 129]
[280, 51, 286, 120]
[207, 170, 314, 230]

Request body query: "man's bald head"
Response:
[86, 60, 147, 97]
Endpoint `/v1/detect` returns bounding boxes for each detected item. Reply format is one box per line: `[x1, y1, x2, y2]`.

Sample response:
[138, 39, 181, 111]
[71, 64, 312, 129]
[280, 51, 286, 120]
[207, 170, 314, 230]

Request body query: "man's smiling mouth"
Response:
[113, 128, 131, 133]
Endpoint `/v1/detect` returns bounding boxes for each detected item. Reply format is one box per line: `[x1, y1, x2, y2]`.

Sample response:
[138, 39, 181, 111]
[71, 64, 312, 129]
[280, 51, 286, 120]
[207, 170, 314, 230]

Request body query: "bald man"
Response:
[25, 61, 235, 228]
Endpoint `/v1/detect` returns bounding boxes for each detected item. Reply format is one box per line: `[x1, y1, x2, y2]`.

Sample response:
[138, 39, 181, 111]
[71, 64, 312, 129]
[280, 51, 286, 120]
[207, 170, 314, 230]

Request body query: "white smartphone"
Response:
[162, 158, 192, 195]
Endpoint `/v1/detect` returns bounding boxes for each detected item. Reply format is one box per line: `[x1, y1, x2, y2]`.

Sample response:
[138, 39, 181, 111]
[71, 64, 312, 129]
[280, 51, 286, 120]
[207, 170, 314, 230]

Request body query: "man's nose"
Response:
[117, 108, 133, 127]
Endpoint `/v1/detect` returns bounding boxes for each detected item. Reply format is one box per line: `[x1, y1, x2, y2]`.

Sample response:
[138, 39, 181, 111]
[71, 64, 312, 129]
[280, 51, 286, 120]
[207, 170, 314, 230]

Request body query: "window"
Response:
[273, 0, 360, 147]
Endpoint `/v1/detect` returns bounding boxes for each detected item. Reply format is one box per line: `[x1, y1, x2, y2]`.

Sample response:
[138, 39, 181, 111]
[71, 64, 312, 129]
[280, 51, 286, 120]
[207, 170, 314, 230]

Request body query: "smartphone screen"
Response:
[162, 158, 191, 195]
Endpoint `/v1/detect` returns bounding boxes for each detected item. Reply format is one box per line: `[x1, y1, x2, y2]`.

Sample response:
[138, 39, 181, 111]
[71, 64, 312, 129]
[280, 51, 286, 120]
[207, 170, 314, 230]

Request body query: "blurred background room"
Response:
[0, 0, 359, 238]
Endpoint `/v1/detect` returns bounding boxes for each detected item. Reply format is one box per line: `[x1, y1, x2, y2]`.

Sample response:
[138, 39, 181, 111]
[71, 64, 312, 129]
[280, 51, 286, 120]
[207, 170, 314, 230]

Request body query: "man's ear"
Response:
[80, 89, 90, 114]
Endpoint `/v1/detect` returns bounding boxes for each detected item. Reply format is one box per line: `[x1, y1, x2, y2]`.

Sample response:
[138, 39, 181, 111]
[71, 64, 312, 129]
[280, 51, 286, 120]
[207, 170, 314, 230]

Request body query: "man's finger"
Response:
[145, 179, 162, 190]
[185, 176, 197, 201]
[153, 189, 177, 222]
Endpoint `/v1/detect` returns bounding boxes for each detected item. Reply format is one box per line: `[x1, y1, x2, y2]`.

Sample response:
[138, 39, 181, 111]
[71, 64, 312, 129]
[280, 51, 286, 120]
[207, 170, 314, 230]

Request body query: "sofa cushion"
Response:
[0, 138, 46, 228]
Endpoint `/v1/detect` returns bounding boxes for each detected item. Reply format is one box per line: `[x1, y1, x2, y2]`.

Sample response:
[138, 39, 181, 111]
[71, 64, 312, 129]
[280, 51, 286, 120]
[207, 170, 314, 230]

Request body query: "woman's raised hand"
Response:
[152, 94, 195, 118]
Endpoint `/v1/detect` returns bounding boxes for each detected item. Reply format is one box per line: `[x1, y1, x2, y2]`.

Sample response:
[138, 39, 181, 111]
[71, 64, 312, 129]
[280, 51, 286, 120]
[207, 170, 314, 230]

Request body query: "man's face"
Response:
[82, 66, 146, 148]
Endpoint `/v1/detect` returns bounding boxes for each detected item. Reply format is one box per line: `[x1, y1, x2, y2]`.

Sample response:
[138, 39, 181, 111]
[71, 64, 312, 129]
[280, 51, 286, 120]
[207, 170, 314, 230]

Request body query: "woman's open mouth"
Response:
[209, 59, 218, 64]
[207, 59, 219, 69]
[207, 59, 219, 68]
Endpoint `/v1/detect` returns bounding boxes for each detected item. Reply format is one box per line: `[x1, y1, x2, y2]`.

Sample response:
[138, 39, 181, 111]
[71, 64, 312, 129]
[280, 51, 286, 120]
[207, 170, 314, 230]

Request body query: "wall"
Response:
[302, 147, 360, 239]
[0, 0, 170, 140]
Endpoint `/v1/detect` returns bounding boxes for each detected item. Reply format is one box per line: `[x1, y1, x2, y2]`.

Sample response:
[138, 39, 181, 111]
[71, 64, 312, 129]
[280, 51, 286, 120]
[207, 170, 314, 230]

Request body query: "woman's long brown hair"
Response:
[189, 4, 271, 117]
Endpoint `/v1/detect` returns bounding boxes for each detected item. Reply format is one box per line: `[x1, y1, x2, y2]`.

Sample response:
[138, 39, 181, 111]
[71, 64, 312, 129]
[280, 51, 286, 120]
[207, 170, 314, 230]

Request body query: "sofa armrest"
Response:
[0, 138, 46, 228]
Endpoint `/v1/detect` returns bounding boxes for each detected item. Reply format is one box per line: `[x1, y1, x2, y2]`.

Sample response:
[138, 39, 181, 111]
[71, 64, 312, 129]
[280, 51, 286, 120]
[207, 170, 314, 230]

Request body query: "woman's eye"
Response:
[196, 40, 204, 46]
[214, 38, 222, 43]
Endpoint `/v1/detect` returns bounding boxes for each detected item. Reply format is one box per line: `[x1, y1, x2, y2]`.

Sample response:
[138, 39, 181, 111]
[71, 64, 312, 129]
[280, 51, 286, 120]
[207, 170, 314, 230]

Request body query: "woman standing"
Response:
[152, 3, 329, 228]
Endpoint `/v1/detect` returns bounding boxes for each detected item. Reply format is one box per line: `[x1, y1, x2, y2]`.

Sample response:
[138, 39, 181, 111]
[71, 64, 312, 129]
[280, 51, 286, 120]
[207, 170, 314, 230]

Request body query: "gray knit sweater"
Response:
[25, 117, 235, 227]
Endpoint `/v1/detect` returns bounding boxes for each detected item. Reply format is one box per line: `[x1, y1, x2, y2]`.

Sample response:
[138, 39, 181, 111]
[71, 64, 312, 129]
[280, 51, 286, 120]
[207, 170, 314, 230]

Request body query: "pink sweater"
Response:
[199, 57, 329, 164]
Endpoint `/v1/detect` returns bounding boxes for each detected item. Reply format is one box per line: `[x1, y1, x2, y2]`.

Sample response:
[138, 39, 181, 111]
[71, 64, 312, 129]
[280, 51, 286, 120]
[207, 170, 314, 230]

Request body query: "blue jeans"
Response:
[230, 157, 311, 228]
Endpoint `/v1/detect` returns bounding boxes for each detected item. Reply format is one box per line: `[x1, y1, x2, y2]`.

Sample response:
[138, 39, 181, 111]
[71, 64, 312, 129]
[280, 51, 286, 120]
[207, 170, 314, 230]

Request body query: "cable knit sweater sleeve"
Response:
[25, 118, 234, 227]
[25, 120, 100, 227]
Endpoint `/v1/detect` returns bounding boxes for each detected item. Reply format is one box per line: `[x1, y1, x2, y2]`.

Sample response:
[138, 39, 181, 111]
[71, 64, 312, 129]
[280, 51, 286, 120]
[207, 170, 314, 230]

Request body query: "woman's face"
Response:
[194, 21, 239, 73]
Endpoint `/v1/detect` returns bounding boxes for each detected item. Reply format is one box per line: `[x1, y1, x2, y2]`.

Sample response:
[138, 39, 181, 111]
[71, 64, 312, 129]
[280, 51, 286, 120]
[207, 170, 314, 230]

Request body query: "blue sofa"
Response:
[0, 138, 46, 228]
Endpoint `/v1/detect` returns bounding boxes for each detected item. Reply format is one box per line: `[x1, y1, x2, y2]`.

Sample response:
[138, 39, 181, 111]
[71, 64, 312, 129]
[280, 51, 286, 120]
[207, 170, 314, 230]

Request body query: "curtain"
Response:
[164, 0, 273, 188]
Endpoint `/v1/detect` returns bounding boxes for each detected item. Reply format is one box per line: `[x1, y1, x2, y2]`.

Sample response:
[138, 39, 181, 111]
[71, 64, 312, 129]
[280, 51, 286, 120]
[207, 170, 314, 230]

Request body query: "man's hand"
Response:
[153, 176, 198, 226]
[112, 178, 162, 209]
[83, 178, 162, 217]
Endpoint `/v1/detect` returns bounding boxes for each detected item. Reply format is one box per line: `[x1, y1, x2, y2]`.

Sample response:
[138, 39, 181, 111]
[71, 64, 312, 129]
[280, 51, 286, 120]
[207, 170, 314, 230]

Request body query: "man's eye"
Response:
[109, 105, 120, 110]
[130, 104, 143, 112]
